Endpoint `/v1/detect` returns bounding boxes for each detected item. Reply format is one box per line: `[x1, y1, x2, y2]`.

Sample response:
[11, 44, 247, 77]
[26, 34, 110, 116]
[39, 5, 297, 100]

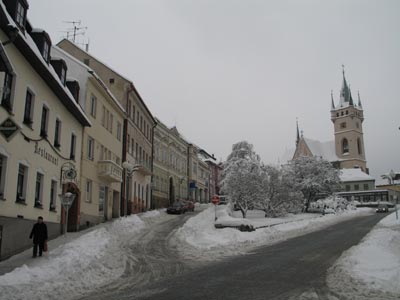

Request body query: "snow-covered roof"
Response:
[340, 168, 375, 182]
[0, 2, 91, 127]
[52, 46, 125, 114]
[303, 138, 338, 162]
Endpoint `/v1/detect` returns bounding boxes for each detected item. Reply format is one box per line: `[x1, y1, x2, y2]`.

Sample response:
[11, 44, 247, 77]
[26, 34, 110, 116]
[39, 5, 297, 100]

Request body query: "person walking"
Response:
[29, 216, 48, 258]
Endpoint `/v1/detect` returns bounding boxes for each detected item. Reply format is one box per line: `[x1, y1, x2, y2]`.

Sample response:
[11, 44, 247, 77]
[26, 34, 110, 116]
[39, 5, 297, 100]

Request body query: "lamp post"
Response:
[122, 161, 139, 216]
[59, 192, 76, 236]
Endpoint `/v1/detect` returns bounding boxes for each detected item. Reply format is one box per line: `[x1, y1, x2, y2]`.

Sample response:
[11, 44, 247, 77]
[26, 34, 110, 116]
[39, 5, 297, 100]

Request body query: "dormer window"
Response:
[42, 40, 50, 62]
[60, 67, 66, 85]
[15, 1, 27, 29]
[30, 29, 52, 63]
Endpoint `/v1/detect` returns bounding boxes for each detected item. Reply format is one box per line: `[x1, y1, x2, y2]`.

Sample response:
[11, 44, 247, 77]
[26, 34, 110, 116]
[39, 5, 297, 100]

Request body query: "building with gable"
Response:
[0, 0, 91, 259]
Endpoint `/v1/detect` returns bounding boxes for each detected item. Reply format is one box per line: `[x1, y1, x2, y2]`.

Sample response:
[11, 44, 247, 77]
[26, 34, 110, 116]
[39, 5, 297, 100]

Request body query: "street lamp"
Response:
[59, 192, 76, 236]
[122, 161, 139, 216]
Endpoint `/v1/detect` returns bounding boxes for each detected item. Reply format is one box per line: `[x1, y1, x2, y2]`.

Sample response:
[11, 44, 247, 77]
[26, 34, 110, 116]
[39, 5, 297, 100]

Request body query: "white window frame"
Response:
[34, 172, 44, 207]
[90, 94, 97, 118]
[49, 180, 57, 211]
[87, 136, 94, 160]
[86, 179, 92, 203]
[54, 118, 62, 148]
[16, 163, 28, 203]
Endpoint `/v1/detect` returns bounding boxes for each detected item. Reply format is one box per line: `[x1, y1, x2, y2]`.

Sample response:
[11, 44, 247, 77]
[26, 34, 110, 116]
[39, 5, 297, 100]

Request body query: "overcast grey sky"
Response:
[29, 0, 400, 180]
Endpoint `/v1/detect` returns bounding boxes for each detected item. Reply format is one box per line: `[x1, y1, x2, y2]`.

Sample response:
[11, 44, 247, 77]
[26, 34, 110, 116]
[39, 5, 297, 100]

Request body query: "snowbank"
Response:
[0, 211, 160, 300]
[173, 205, 372, 261]
[327, 211, 400, 299]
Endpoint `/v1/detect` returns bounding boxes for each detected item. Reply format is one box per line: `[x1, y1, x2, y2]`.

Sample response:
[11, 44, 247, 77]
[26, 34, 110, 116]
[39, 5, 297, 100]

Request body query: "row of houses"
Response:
[0, 0, 222, 260]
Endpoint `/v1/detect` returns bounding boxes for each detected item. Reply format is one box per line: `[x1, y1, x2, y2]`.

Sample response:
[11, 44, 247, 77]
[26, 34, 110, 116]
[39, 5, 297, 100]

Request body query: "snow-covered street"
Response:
[1, 204, 398, 300]
[328, 210, 400, 299]
[0, 210, 195, 300]
[173, 204, 373, 261]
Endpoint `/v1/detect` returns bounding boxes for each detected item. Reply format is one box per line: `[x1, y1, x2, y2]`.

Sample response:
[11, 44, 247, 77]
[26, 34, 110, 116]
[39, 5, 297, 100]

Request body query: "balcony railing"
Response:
[132, 158, 152, 176]
[98, 160, 123, 182]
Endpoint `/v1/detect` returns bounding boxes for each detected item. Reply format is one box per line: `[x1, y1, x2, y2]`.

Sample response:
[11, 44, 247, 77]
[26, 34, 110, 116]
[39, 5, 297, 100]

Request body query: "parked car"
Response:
[184, 201, 195, 212]
[167, 201, 186, 214]
[376, 204, 389, 213]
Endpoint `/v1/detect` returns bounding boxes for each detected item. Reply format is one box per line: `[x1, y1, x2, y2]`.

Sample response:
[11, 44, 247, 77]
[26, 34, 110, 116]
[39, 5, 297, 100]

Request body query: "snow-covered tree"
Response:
[220, 141, 264, 218]
[286, 156, 341, 212]
[256, 165, 304, 217]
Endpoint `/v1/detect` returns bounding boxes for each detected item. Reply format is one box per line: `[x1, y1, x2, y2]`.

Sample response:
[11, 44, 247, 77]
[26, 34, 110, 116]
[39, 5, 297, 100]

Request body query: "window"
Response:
[1, 72, 13, 112]
[109, 78, 115, 84]
[40, 106, 49, 137]
[127, 135, 130, 155]
[99, 186, 105, 213]
[354, 184, 359, 191]
[342, 138, 349, 154]
[357, 138, 362, 155]
[23, 90, 34, 125]
[101, 106, 105, 126]
[15, 1, 26, 28]
[340, 122, 346, 129]
[363, 184, 369, 191]
[34, 173, 43, 208]
[132, 105, 136, 122]
[50, 180, 57, 211]
[140, 116, 143, 131]
[86, 180, 92, 202]
[356, 122, 359, 129]
[136, 111, 139, 126]
[83, 59, 90, 66]
[87, 136, 94, 160]
[16, 164, 27, 202]
[42, 40, 50, 62]
[54, 119, 62, 148]
[109, 113, 113, 133]
[117, 122, 122, 141]
[127, 99, 131, 119]
[106, 110, 109, 130]
[70, 134, 76, 160]
[90, 95, 97, 118]
[131, 138, 134, 155]
[60, 67, 66, 85]
[0, 155, 7, 198]
[345, 110, 348, 115]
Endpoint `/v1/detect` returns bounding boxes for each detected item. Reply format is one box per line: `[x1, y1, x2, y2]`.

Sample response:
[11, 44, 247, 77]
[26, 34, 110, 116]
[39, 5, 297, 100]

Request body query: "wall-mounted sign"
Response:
[34, 142, 59, 166]
[0, 118, 20, 141]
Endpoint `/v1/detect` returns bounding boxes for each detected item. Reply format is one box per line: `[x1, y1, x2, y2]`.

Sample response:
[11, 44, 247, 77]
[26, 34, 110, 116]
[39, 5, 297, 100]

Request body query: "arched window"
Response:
[342, 138, 349, 154]
[357, 138, 362, 155]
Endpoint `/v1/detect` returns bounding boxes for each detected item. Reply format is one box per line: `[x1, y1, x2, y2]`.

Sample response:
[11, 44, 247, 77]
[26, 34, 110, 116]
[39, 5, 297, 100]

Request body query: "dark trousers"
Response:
[33, 242, 44, 257]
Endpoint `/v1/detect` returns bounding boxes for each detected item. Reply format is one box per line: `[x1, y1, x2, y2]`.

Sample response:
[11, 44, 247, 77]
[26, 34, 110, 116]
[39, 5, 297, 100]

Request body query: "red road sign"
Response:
[211, 196, 220, 205]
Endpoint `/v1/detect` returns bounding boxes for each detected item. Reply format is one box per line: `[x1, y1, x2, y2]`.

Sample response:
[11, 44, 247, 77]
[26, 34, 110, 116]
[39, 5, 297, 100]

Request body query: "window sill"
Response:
[34, 204, 43, 209]
[15, 200, 27, 205]
[0, 104, 14, 115]
[23, 120, 33, 129]
[49, 208, 57, 213]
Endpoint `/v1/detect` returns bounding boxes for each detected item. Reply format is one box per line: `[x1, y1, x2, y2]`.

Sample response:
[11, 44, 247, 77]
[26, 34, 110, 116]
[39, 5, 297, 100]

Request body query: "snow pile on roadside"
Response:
[327, 211, 400, 299]
[0, 211, 157, 300]
[173, 205, 372, 261]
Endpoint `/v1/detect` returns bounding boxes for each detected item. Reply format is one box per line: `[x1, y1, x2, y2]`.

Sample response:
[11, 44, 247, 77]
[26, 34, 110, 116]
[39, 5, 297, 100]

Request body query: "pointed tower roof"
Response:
[331, 90, 335, 110]
[339, 65, 354, 107]
[357, 91, 363, 108]
[296, 119, 300, 146]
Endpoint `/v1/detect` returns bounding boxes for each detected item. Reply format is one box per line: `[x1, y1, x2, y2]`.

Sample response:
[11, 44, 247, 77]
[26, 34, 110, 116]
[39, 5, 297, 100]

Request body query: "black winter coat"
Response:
[29, 223, 48, 244]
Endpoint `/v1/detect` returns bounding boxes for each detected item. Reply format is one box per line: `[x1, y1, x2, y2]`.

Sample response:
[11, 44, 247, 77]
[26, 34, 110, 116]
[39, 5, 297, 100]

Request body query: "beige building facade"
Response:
[153, 120, 188, 208]
[0, 1, 90, 259]
[52, 46, 125, 228]
[188, 145, 212, 203]
[57, 39, 156, 215]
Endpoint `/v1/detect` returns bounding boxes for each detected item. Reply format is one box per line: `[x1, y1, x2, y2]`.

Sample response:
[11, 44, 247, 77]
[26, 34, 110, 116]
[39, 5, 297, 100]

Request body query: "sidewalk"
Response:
[0, 226, 97, 276]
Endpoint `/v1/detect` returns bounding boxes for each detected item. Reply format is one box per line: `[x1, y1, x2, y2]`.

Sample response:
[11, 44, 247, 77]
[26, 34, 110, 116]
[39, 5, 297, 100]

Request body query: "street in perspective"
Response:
[0, 1, 399, 299]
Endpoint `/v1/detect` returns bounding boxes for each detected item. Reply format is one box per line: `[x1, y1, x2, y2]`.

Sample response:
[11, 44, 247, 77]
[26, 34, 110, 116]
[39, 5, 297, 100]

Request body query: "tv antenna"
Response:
[62, 20, 87, 43]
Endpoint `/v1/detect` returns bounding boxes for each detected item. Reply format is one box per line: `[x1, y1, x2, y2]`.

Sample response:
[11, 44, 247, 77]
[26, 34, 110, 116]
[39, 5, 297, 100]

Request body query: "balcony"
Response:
[98, 160, 123, 182]
[131, 158, 152, 176]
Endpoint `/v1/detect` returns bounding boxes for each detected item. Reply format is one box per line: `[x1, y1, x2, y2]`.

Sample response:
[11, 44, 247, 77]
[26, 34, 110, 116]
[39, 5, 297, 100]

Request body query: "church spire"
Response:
[358, 91, 363, 108]
[331, 90, 335, 110]
[296, 119, 300, 147]
[339, 65, 353, 106]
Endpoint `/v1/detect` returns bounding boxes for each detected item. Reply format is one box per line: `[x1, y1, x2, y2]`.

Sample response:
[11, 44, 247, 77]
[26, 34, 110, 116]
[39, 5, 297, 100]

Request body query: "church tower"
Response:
[330, 68, 368, 173]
